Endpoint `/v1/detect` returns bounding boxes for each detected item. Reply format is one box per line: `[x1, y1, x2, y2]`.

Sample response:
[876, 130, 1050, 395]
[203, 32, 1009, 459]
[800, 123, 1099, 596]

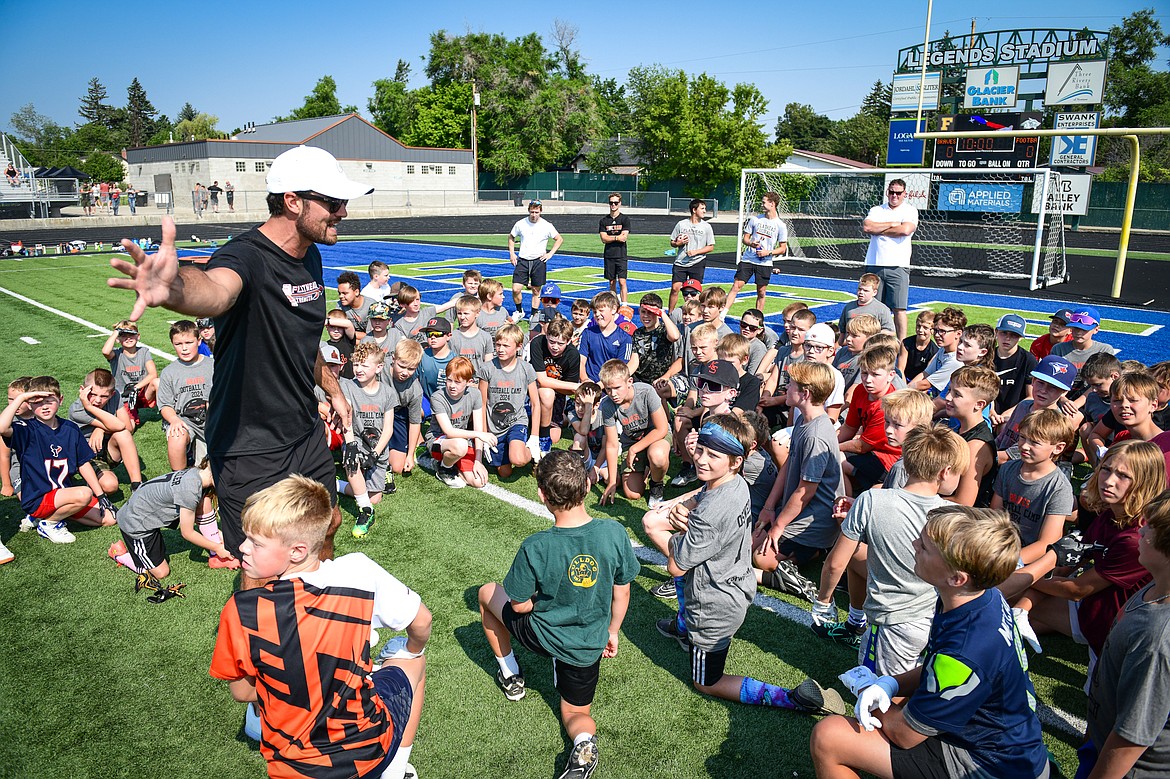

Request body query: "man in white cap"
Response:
[110, 145, 374, 589]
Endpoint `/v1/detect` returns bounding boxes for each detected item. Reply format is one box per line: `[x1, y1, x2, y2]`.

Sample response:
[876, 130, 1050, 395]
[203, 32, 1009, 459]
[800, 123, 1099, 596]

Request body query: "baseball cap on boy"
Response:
[266, 146, 374, 201]
[196, 318, 214, 329]
[1064, 306, 1100, 330]
[540, 282, 562, 299]
[804, 323, 836, 347]
[424, 317, 451, 335]
[996, 314, 1027, 336]
[1030, 355, 1077, 391]
[1051, 308, 1073, 324]
[680, 279, 703, 296]
[319, 342, 343, 365]
[699, 360, 740, 388]
[368, 301, 391, 320]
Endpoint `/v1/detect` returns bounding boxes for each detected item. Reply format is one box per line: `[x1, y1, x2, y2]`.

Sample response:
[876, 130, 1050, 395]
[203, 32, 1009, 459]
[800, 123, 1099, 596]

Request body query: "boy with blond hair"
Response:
[382, 339, 426, 487]
[102, 320, 157, 429]
[394, 284, 454, 344]
[944, 366, 1000, 507]
[476, 278, 510, 340]
[447, 269, 481, 321]
[835, 314, 882, 390]
[340, 342, 397, 537]
[879, 389, 937, 489]
[838, 273, 895, 340]
[898, 310, 937, 382]
[210, 475, 431, 779]
[478, 324, 541, 477]
[67, 367, 144, 492]
[157, 320, 215, 471]
[716, 333, 761, 412]
[362, 259, 393, 303]
[450, 294, 495, 367]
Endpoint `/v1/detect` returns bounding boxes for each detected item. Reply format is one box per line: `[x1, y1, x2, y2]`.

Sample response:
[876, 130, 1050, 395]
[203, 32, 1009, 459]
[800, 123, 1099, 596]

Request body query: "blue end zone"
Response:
[318, 240, 1169, 365]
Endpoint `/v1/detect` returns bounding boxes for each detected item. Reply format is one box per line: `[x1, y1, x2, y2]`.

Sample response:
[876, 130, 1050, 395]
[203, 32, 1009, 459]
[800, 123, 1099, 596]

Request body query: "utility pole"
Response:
[471, 81, 480, 204]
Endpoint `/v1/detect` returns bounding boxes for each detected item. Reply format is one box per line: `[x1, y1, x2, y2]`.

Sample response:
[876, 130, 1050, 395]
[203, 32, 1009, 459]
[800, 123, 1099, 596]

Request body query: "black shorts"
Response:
[502, 603, 600, 707]
[363, 666, 414, 778]
[604, 255, 628, 281]
[121, 528, 168, 571]
[734, 262, 773, 286]
[846, 451, 890, 492]
[211, 426, 337, 558]
[778, 538, 828, 566]
[889, 735, 966, 779]
[671, 260, 706, 285]
[551, 393, 568, 427]
[512, 258, 547, 289]
[690, 643, 730, 687]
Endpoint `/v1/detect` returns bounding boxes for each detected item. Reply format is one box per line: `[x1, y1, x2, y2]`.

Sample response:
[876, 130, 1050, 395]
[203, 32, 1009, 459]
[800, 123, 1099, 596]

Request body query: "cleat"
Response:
[656, 617, 692, 650]
[37, 520, 75, 544]
[244, 702, 262, 741]
[147, 582, 187, 603]
[0, 538, 13, 565]
[437, 465, 465, 489]
[385, 472, 397, 496]
[108, 539, 128, 563]
[353, 506, 376, 538]
[670, 465, 697, 487]
[496, 669, 526, 701]
[135, 572, 162, 593]
[649, 580, 677, 599]
[761, 560, 819, 603]
[811, 620, 867, 649]
[647, 480, 666, 508]
[790, 678, 851, 716]
[19, 515, 35, 532]
[557, 734, 599, 779]
[539, 436, 552, 455]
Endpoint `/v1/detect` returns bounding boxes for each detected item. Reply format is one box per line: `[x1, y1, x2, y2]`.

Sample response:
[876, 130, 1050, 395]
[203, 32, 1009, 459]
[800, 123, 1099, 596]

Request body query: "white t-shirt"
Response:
[510, 217, 560, 260]
[740, 214, 788, 268]
[864, 201, 919, 267]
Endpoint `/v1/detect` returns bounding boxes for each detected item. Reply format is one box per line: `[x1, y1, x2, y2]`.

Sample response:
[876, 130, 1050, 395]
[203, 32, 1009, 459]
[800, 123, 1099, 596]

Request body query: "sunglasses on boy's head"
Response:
[1066, 312, 1097, 328]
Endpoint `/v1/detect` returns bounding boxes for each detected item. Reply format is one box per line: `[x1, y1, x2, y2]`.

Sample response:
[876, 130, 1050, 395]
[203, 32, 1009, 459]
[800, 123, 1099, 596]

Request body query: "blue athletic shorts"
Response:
[487, 425, 529, 467]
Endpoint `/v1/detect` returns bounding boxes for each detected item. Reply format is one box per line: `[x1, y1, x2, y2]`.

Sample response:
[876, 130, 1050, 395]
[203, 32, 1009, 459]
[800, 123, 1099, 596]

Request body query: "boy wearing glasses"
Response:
[599, 193, 631, 304]
[508, 200, 563, 321]
[1050, 305, 1116, 369]
[418, 317, 455, 401]
[862, 179, 918, 344]
[738, 308, 780, 378]
[909, 306, 967, 395]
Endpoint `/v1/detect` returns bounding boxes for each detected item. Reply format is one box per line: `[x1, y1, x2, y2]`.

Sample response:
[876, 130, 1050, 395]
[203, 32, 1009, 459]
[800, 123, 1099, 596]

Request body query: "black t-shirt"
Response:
[529, 335, 581, 384]
[733, 372, 762, 411]
[599, 214, 630, 260]
[903, 335, 938, 382]
[994, 348, 1038, 414]
[204, 228, 327, 456]
[1101, 403, 1170, 433]
[960, 422, 998, 508]
[327, 335, 355, 380]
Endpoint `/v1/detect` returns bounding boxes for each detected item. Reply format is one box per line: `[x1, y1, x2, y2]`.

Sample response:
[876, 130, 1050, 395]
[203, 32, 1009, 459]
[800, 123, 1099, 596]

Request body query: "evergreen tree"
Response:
[79, 77, 114, 127]
[125, 78, 159, 148]
[177, 102, 198, 123]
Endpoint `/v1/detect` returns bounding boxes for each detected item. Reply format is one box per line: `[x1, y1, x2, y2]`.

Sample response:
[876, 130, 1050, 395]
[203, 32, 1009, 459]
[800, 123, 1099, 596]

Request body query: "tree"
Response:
[828, 113, 888, 165]
[81, 152, 124, 184]
[79, 77, 114, 127]
[584, 138, 621, 173]
[860, 80, 892, 119]
[369, 59, 418, 140]
[592, 76, 631, 138]
[177, 102, 198, 123]
[1098, 9, 1170, 181]
[774, 102, 833, 152]
[173, 113, 223, 141]
[402, 82, 471, 148]
[124, 78, 159, 148]
[7, 104, 72, 166]
[552, 19, 584, 80]
[278, 75, 358, 121]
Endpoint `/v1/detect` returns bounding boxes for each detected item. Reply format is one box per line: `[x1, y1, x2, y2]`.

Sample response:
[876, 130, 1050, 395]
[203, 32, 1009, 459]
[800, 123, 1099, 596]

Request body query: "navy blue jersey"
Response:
[7, 416, 95, 514]
[903, 589, 1048, 777]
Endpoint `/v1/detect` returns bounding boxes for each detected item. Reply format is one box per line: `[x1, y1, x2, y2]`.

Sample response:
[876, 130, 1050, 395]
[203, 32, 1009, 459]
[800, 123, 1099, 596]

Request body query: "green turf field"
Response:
[0, 248, 1091, 778]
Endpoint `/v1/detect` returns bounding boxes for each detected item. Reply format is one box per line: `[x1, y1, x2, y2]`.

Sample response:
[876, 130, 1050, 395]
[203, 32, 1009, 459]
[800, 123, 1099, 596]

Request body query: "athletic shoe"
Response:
[650, 579, 677, 599]
[761, 560, 819, 603]
[0, 539, 13, 565]
[790, 678, 851, 716]
[244, 702, 262, 741]
[656, 617, 691, 650]
[557, 735, 599, 779]
[437, 465, 465, 489]
[403, 763, 417, 779]
[37, 520, 75, 544]
[539, 436, 552, 455]
[496, 669, 526, 701]
[108, 539, 128, 562]
[385, 472, 397, 495]
[353, 507, 376, 538]
[208, 553, 240, 570]
[670, 464, 697, 487]
[19, 515, 34, 532]
[810, 619, 867, 649]
[647, 480, 666, 508]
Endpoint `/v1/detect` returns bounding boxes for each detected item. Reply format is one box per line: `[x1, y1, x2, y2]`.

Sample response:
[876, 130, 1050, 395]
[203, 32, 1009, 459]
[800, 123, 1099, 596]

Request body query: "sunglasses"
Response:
[887, 189, 906, 196]
[425, 331, 447, 338]
[297, 191, 347, 214]
[697, 379, 730, 392]
[1066, 312, 1098, 327]
[609, 200, 621, 206]
[739, 322, 761, 332]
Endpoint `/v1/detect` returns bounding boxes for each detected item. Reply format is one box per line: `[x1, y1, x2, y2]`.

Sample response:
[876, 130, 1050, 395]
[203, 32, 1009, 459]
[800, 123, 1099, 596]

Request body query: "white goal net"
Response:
[737, 168, 1068, 289]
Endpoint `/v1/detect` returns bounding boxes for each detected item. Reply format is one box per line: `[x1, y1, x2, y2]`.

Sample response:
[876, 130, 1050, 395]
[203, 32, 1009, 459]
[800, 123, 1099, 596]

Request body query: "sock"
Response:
[847, 606, 867, 627]
[675, 576, 688, 635]
[739, 677, 797, 709]
[115, 551, 145, 573]
[573, 732, 593, 747]
[336, 479, 348, 494]
[356, 493, 373, 510]
[383, 744, 413, 779]
[197, 512, 222, 548]
[538, 425, 551, 438]
[496, 651, 520, 678]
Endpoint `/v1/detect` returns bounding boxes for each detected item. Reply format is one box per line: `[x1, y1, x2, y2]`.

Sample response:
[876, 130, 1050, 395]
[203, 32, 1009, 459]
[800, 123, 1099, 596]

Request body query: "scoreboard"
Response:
[933, 112, 1042, 169]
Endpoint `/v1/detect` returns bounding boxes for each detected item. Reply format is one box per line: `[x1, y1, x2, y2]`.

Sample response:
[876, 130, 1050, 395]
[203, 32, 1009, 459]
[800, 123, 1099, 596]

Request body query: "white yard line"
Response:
[19, 336, 39, 344]
[0, 286, 176, 362]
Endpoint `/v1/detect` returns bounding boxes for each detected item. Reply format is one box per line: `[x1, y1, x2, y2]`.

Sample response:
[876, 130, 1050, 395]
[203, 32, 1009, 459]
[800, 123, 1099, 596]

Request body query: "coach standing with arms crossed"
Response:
[862, 179, 917, 346]
[599, 192, 630, 304]
[108, 145, 371, 589]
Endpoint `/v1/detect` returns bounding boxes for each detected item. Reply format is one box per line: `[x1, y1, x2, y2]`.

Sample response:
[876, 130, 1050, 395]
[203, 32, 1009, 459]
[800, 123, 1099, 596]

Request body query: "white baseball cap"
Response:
[319, 342, 343, 365]
[804, 323, 836, 347]
[266, 145, 373, 200]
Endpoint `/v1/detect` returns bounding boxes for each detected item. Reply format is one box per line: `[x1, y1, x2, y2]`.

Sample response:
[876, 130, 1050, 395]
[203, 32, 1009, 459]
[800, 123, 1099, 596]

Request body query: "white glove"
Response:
[1013, 607, 1043, 654]
[855, 676, 898, 732]
[839, 665, 879, 696]
[526, 435, 541, 463]
[811, 599, 836, 626]
[483, 442, 498, 463]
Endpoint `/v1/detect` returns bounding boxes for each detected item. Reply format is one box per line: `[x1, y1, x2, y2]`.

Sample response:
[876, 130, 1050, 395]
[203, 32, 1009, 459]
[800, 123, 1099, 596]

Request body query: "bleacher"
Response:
[0, 133, 79, 217]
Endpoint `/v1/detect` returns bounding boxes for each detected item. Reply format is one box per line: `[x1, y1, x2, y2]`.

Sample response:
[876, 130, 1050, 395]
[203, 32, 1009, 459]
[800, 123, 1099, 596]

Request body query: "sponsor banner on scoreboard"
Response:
[887, 119, 927, 166]
[938, 182, 1024, 213]
[1050, 112, 1100, 167]
[891, 72, 941, 112]
[1030, 173, 1092, 216]
[964, 66, 1020, 109]
[1045, 60, 1107, 105]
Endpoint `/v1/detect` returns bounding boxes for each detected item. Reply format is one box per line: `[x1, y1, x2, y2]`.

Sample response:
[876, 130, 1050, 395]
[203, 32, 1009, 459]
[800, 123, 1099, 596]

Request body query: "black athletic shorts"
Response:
[121, 528, 169, 571]
[690, 643, 730, 687]
[502, 602, 601, 707]
[363, 666, 414, 778]
[604, 255, 628, 281]
[212, 426, 337, 557]
[671, 260, 706, 285]
[846, 451, 889, 493]
[889, 736, 964, 779]
[733, 262, 773, 286]
[512, 258, 547, 289]
[778, 538, 828, 566]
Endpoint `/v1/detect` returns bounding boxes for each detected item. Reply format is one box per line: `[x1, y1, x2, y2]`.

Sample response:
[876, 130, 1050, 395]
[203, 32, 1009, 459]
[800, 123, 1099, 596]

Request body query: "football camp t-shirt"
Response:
[600, 382, 661, 448]
[109, 347, 153, 396]
[157, 356, 215, 436]
[740, 215, 788, 268]
[476, 359, 537, 434]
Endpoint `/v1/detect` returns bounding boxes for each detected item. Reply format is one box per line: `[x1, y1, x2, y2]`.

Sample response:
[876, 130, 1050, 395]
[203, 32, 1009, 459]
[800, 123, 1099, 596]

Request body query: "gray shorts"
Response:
[859, 617, 931, 676]
[364, 462, 388, 495]
[875, 266, 909, 310]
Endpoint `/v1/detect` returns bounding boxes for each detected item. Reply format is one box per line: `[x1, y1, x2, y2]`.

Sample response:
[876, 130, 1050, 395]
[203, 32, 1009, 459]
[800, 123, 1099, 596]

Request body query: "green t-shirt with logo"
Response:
[503, 518, 640, 667]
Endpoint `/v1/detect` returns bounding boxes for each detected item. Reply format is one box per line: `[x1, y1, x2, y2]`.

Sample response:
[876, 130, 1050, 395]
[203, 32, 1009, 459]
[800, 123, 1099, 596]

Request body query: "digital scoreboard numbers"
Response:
[933, 113, 1042, 169]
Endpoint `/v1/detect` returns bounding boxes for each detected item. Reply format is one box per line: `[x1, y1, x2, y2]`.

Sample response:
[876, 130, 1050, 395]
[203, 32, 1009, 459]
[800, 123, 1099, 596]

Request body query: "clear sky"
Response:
[2, 1, 1161, 142]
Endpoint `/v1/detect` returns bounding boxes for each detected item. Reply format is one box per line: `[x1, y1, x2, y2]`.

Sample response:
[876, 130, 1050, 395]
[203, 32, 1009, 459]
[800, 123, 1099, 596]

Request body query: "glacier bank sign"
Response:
[938, 183, 1023, 213]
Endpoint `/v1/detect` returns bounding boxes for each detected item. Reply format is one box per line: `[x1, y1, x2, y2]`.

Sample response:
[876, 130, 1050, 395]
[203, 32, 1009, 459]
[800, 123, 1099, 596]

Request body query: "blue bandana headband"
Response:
[696, 422, 745, 457]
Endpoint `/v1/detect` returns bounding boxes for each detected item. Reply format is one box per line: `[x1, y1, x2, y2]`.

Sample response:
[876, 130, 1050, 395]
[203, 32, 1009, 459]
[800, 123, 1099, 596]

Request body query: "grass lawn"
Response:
[0, 248, 1091, 778]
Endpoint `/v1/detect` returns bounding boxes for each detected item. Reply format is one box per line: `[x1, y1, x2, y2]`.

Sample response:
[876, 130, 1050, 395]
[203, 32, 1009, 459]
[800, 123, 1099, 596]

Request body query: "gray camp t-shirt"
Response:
[342, 297, 372, 334]
[387, 375, 425, 425]
[670, 476, 756, 650]
[669, 219, 715, 269]
[838, 299, 895, 335]
[993, 460, 1075, 546]
[476, 308, 510, 340]
[341, 378, 396, 465]
[883, 458, 909, 489]
[157, 356, 214, 434]
[742, 450, 779, 519]
[781, 413, 844, 550]
[746, 338, 767, 376]
[476, 358, 537, 434]
[842, 488, 948, 624]
[68, 394, 122, 438]
[109, 347, 153, 395]
[450, 329, 495, 366]
[393, 305, 439, 344]
[427, 386, 481, 442]
[600, 382, 662, 448]
[118, 468, 203, 537]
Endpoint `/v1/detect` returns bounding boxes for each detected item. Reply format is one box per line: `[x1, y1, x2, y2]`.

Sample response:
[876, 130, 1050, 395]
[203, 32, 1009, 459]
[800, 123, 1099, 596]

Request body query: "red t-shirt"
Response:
[1109, 429, 1170, 482]
[1078, 510, 1151, 654]
[844, 383, 900, 469]
[1029, 332, 1070, 360]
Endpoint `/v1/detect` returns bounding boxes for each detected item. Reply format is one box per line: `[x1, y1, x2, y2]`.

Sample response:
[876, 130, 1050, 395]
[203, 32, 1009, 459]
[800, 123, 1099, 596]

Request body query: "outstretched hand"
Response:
[109, 217, 179, 322]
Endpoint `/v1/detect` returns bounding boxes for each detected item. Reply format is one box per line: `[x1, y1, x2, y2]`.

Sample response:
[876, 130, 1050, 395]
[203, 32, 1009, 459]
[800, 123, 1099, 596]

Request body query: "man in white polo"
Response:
[507, 199, 562, 321]
[862, 179, 917, 345]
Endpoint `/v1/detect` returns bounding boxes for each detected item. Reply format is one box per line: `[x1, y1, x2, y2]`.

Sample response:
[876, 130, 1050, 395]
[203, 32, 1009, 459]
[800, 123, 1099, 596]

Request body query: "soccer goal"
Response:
[737, 167, 1068, 289]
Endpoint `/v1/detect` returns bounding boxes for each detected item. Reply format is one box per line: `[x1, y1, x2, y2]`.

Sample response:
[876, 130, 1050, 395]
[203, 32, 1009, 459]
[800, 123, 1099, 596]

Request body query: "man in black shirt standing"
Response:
[110, 145, 372, 589]
[599, 192, 631, 305]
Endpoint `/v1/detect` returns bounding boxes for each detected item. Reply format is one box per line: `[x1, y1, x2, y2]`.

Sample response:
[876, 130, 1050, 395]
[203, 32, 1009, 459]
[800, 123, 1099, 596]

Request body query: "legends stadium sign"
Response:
[898, 29, 1108, 73]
